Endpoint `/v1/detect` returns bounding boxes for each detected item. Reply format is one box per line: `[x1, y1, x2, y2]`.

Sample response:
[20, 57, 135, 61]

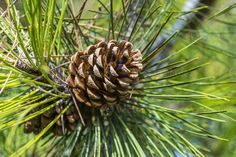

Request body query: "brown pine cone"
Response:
[24, 100, 80, 136]
[66, 40, 143, 108]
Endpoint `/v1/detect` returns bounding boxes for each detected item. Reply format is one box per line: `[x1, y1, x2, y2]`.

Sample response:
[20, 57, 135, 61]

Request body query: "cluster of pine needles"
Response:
[0, 0, 236, 157]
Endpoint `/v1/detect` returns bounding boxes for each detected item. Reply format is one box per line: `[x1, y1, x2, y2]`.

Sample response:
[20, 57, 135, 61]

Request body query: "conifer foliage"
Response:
[0, 0, 235, 157]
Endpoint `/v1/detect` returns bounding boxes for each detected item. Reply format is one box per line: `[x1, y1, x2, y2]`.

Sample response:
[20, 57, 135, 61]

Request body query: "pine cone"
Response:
[24, 99, 80, 136]
[66, 40, 143, 108]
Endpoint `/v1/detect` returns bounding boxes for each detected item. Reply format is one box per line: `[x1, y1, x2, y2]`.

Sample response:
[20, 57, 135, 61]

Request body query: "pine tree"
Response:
[0, 0, 236, 157]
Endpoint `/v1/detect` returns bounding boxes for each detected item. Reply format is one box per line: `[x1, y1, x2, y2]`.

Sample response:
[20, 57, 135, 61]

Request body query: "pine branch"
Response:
[0, 0, 235, 156]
